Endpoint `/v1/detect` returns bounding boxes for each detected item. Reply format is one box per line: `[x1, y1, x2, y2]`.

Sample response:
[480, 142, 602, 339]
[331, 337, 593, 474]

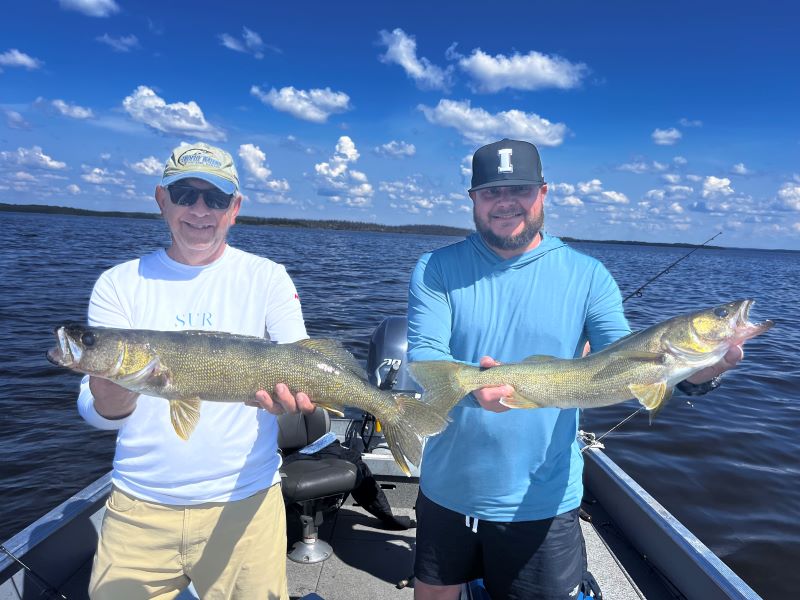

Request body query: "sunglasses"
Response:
[167, 184, 235, 210]
[475, 185, 539, 201]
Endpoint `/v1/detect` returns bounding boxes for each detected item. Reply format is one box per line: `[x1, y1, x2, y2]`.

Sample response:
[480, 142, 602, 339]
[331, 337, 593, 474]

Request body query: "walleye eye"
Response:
[714, 307, 729, 318]
[81, 332, 96, 347]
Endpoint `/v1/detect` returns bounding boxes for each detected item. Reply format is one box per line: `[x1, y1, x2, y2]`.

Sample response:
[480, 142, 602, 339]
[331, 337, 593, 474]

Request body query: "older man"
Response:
[408, 138, 742, 599]
[78, 142, 312, 599]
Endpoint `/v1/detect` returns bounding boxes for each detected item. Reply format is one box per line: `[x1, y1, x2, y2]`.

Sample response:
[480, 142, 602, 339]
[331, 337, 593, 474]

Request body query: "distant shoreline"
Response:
[1, 202, 473, 239]
[0, 202, 744, 250]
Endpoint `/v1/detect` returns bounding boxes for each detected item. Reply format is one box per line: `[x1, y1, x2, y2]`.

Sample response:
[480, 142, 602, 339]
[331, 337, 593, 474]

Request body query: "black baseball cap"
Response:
[469, 138, 545, 192]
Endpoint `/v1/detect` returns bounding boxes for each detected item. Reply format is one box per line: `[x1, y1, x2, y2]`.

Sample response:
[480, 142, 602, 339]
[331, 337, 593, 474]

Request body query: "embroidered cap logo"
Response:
[178, 148, 223, 170]
[498, 148, 513, 174]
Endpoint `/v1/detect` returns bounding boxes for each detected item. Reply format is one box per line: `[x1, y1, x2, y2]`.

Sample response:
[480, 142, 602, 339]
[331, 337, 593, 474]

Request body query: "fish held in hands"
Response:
[409, 299, 773, 418]
[47, 325, 451, 475]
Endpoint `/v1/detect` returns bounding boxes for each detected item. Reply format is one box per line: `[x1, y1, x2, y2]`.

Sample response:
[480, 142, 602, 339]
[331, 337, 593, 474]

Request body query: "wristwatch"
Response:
[676, 375, 722, 396]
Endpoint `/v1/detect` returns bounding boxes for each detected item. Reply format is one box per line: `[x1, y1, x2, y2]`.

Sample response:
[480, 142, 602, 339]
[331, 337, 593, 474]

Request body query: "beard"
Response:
[474, 205, 544, 252]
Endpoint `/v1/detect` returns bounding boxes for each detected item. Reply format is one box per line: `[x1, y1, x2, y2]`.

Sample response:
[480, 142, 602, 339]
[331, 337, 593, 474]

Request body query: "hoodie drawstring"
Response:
[465, 515, 479, 533]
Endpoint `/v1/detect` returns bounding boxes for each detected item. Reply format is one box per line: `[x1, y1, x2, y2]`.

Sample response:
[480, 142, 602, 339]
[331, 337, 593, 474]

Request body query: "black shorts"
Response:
[414, 491, 587, 600]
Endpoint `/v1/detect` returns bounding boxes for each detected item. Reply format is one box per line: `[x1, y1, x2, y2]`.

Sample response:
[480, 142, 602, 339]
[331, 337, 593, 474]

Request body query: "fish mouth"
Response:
[46, 325, 80, 367]
[734, 299, 774, 341]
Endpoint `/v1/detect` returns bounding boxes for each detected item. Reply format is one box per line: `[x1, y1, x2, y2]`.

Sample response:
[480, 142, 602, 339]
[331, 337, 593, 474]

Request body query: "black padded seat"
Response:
[277, 408, 358, 563]
[281, 458, 357, 503]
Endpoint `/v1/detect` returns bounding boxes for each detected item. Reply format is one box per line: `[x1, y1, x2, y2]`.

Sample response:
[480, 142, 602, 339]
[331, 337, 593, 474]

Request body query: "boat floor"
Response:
[285, 483, 677, 600]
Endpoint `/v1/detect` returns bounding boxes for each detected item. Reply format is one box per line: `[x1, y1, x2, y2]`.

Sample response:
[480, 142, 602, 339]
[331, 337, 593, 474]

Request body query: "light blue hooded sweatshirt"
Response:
[408, 232, 630, 521]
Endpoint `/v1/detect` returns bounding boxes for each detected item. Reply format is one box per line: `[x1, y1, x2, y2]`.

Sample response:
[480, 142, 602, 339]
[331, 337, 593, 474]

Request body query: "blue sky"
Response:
[1, 0, 799, 250]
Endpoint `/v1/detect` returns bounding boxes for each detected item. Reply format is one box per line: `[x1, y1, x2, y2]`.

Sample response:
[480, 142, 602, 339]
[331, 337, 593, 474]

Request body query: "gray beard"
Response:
[474, 206, 544, 252]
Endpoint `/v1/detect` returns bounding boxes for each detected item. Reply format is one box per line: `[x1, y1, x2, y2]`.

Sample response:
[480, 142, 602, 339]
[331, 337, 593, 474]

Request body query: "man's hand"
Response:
[472, 356, 514, 413]
[686, 343, 744, 384]
[90, 376, 139, 419]
[248, 383, 315, 415]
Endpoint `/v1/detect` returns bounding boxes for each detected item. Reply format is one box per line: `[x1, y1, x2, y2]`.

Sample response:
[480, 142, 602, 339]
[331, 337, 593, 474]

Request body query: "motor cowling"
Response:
[366, 316, 421, 393]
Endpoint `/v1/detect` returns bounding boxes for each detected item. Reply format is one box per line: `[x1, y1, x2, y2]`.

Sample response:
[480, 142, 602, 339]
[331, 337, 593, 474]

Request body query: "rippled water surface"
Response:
[1, 212, 797, 598]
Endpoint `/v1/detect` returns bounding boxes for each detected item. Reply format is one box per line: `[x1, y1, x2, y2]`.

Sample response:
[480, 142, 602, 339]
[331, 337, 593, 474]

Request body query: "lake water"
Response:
[0, 211, 797, 598]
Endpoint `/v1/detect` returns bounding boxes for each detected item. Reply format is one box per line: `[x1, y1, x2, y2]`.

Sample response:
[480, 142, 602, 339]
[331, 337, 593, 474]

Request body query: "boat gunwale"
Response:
[582, 443, 761, 599]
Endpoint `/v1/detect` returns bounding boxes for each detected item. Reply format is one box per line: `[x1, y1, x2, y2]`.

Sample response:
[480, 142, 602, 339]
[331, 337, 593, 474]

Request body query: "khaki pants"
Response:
[89, 484, 288, 600]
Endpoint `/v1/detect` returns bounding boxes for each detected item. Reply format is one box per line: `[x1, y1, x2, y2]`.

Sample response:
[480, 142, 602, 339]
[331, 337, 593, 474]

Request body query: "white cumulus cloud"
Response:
[380, 177, 455, 214]
[129, 156, 162, 176]
[0, 49, 43, 70]
[549, 183, 583, 207]
[458, 49, 588, 93]
[58, 0, 119, 16]
[600, 190, 629, 204]
[237, 143, 290, 196]
[645, 189, 665, 201]
[239, 144, 272, 181]
[702, 176, 734, 198]
[577, 179, 603, 194]
[314, 136, 373, 207]
[251, 85, 351, 123]
[67, 184, 81, 194]
[52, 99, 94, 119]
[555, 195, 584, 207]
[778, 182, 800, 211]
[460, 154, 472, 179]
[81, 166, 126, 185]
[378, 28, 453, 91]
[0, 146, 66, 170]
[550, 183, 575, 196]
[375, 140, 416, 158]
[652, 128, 682, 145]
[731, 162, 752, 175]
[122, 85, 226, 140]
[419, 99, 566, 146]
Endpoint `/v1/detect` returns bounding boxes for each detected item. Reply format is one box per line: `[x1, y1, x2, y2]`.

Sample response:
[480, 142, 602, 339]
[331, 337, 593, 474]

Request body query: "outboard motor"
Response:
[366, 316, 421, 393]
[354, 317, 421, 453]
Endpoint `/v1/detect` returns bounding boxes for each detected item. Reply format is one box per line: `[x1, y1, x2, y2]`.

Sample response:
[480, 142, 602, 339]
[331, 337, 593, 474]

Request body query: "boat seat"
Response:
[278, 408, 358, 564]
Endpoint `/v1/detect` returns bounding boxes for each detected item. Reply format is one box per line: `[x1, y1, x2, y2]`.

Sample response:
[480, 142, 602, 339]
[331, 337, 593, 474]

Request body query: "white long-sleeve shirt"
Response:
[77, 245, 307, 504]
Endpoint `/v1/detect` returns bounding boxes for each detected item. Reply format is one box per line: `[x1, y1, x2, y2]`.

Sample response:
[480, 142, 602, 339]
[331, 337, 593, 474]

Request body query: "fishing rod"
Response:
[582, 231, 723, 452]
[0, 543, 67, 599]
[621, 231, 722, 303]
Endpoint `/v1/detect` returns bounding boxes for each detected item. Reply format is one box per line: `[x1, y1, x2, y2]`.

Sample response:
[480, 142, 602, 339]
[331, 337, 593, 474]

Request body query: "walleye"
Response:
[47, 325, 452, 475]
[409, 300, 773, 417]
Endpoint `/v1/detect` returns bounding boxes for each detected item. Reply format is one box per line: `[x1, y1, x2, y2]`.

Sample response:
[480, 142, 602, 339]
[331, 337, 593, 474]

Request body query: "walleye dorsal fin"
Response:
[170, 398, 201, 440]
[629, 382, 673, 421]
[591, 351, 666, 381]
[520, 354, 557, 363]
[295, 338, 367, 379]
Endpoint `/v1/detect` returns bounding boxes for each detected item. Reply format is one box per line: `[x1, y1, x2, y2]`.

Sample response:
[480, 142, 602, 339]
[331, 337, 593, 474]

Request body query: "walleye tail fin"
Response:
[381, 391, 454, 476]
[408, 360, 475, 416]
[629, 382, 673, 423]
[170, 398, 201, 440]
